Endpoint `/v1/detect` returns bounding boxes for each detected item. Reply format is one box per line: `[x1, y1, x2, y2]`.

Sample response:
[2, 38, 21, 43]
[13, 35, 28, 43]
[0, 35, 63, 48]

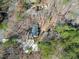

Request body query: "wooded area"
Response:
[0, 0, 79, 59]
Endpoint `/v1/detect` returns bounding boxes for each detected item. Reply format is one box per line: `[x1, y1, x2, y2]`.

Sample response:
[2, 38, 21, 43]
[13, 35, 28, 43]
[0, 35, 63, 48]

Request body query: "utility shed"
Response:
[31, 24, 39, 37]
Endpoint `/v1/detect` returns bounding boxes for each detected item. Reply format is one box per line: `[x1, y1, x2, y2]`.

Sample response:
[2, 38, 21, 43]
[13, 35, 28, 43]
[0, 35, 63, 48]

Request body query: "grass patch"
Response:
[2, 39, 17, 48]
[38, 40, 57, 59]
[63, 0, 70, 4]
[55, 24, 79, 59]
[0, 23, 7, 30]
